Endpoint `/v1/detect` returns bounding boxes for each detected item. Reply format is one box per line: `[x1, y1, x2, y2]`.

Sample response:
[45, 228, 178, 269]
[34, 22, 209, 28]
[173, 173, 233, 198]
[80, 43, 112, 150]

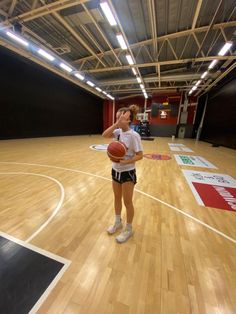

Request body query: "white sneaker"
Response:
[116, 229, 133, 243]
[107, 221, 123, 235]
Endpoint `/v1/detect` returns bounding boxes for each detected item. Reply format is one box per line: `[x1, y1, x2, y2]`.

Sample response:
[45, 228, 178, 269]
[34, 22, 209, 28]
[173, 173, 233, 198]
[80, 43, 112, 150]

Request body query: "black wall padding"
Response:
[197, 67, 236, 149]
[0, 46, 103, 139]
[151, 103, 160, 117]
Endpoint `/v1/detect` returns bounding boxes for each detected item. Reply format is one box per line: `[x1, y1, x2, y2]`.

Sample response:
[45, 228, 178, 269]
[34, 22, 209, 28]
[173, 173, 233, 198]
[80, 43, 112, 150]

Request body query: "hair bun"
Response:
[129, 104, 139, 115]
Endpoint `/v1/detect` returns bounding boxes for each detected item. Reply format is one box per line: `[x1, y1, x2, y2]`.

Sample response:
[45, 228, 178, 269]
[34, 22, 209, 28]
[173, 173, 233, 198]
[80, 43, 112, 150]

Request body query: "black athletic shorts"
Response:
[112, 168, 137, 184]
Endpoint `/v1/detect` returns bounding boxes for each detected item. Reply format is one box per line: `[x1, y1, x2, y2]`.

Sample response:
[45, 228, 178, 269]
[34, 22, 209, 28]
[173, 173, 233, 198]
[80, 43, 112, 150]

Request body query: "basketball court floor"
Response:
[0, 135, 235, 313]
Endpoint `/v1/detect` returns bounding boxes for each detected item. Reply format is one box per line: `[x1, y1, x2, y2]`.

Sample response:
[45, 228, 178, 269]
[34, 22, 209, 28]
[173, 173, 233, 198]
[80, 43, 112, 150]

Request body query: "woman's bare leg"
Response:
[122, 181, 135, 224]
[112, 180, 122, 215]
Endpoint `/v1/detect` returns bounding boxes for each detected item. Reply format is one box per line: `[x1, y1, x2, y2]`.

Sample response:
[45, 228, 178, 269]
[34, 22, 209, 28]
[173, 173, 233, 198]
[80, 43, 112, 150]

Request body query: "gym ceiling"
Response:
[0, 0, 235, 100]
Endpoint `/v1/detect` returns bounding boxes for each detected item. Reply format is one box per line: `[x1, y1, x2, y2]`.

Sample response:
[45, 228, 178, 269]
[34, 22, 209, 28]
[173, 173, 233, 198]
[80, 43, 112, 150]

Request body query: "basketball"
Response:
[107, 141, 126, 160]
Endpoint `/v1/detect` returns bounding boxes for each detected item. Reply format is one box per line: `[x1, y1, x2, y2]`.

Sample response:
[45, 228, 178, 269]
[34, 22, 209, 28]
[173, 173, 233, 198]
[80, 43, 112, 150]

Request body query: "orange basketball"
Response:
[107, 141, 126, 160]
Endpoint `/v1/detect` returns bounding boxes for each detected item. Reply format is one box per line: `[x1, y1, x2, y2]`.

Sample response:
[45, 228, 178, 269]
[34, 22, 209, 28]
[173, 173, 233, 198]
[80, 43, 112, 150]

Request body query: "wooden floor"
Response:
[0, 135, 236, 314]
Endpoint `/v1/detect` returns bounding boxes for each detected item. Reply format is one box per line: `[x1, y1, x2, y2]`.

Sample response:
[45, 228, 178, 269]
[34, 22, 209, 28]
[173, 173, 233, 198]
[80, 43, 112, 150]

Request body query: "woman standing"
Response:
[102, 105, 143, 243]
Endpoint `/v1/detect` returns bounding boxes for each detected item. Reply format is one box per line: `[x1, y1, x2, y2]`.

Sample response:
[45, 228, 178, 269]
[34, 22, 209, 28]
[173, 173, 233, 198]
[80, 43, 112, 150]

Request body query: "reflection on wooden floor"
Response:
[0, 135, 236, 314]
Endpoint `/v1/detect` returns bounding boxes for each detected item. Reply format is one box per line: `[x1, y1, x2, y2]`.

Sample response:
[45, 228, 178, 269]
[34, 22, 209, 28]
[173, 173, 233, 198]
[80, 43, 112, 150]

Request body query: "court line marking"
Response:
[0, 171, 65, 243]
[0, 161, 235, 244]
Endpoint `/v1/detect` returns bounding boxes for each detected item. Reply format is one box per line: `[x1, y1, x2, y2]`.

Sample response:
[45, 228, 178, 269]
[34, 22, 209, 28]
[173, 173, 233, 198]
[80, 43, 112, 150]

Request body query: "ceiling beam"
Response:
[0, 0, 90, 26]
[83, 55, 236, 73]
[195, 0, 223, 58]
[196, 62, 236, 97]
[192, 0, 203, 29]
[81, 3, 122, 66]
[99, 73, 205, 86]
[73, 21, 236, 64]
[107, 0, 144, 83]
[49, 10, 107, 67]
[8, 0, 18, 16]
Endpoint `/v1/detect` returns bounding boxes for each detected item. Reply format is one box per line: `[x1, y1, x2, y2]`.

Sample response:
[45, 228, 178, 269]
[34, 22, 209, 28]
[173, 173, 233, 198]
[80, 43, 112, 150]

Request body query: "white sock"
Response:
[115, 215, 121, 223]
[126, 223, 132, 231]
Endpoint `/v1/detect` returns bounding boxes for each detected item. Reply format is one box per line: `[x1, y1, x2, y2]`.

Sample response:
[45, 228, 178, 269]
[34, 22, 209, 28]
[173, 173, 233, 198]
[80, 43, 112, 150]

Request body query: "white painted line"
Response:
[0, 162, 235, 244]
[135, 189, 236, 244]
[0, 172, 65, 243]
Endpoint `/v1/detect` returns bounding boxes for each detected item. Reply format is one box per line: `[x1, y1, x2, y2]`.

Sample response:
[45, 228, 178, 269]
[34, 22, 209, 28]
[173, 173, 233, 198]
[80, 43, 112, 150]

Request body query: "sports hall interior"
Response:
[0, 1, 236, 313]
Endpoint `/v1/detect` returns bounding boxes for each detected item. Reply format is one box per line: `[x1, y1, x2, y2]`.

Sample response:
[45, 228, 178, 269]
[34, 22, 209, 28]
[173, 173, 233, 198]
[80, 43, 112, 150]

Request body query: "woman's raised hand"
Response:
[117, 111, 130, 128]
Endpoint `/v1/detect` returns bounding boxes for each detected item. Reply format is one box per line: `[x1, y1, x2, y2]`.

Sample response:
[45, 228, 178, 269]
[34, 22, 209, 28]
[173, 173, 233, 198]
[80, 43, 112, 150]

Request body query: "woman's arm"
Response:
[102, 122, 118, 138]
[120, 151, 143, 164]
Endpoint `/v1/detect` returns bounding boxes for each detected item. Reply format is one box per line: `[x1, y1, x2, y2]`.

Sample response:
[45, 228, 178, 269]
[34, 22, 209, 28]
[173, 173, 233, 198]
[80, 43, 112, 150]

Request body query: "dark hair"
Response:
[118, 104, 139, 123]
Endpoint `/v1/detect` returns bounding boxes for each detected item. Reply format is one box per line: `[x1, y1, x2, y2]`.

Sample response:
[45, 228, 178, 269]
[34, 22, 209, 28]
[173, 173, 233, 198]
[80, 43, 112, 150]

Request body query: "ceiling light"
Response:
[195, 80, 201, 86]
[59, 63, 73, 72]
[218, 41, 233, 56]
[87, 81, 95, 87]
[208, 59, 218, 69]
[192, 86, 197, 91]
[6, 31, 29, 47]
[136, 77, 141, 83]
[201, 71, 208, 79]
[116, 34, 127, 50]
[132, 68, 137, 75]
[126, 54, 134, 65]
[37, 49, 55, 61]
[74, 73, 84, 80]
[189, 90, 193, 95]
[107, 94, 114, 100]
[100, 1, 117, 26]
[140, 84, 144, 89]
[96, 87, 102, 92]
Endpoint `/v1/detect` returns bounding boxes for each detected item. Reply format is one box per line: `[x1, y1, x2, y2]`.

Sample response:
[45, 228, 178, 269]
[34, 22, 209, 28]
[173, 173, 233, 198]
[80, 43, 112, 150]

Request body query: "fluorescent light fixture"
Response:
[96, 87, 102, 92]
[144, 93, 148, 99]
[107, 94, 114, 100]
[37, 49, 55, 61]
[6, 31, 29, 47]
[116, 34, 127, 50]
[218, 41, 233, 56]
[87, 80, 95, 87]
[140, 84, 144, 89]
[208, 59, 218, 69]
[195, 80, 201, 86]
[59, 62, 73, 72]
[132, 68, 137, 75]
[201, 71, 208, 79]
[126, 54, 134, 65]
[192, 86, 197, 91]
[74, 73, 84, 80]
[136, 77, 141, 83]
[100, 1, 117, 26]
[189, 90, 193, 95]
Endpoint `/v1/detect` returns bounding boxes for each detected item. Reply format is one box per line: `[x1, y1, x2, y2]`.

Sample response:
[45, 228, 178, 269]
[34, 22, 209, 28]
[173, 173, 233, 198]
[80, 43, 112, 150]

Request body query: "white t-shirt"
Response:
[112, 128, 143, 172]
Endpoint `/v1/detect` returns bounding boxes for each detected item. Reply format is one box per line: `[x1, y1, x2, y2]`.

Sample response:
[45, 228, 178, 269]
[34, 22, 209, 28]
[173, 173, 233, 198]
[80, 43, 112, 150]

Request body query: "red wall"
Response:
[103, 93, 197, 130]
[103, 99, 113, 130]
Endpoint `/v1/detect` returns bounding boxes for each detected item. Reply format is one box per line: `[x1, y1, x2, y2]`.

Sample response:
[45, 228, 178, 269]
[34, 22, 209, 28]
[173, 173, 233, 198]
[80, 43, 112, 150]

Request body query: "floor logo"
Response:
[175, 155, 217, 168]
[182, 170, 236, 212]
[90, 144, 108, 151]
[144, 153, 171, 160]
